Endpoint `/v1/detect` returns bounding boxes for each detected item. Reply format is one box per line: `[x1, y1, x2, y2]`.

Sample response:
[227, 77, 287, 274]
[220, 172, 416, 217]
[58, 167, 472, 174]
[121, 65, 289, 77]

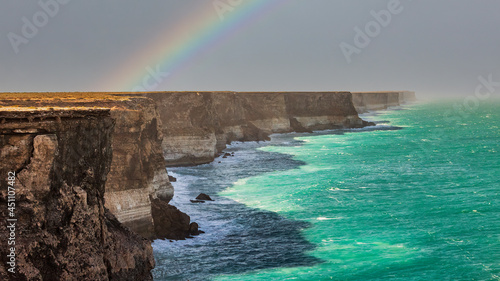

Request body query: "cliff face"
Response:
[399, 91, 417, 103]
[147, 91, 368, 166]
[284, 92, 364, 131]
[0, 93, 199, 239]
[0, 108, 154, 280]
[105, 98, 173, 239]
[352, 91, 416, 113]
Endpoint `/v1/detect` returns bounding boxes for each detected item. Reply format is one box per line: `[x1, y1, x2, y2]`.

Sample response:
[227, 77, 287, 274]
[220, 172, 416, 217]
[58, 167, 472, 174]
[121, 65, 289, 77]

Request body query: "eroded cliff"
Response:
[352, 91, 416, 113]
[0, 94, 181, 240]
[147, 91, 370, 166]
[0, 107, 154, 280]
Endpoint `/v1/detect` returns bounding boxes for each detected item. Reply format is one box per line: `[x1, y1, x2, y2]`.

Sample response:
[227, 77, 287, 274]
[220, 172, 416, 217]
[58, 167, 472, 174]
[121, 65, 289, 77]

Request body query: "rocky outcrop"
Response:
[151, 199, 200, 240]
[147, 91, 370, 166]
[0, 108, 154, 280]
[352, 91, 416, 113]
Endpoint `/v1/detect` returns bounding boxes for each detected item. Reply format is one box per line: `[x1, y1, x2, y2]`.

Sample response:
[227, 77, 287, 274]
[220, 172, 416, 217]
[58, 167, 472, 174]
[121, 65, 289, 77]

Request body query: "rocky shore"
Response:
[0, 91, 414, 280]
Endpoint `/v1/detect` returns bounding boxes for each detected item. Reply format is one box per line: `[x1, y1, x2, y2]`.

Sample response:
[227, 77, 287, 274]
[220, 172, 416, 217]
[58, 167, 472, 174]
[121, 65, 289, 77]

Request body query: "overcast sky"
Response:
[1, 0, 499, 99]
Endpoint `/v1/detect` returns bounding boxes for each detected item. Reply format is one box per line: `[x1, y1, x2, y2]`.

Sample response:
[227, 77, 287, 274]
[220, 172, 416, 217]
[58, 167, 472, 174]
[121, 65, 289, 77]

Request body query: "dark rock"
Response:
[151, 199, 192, 240]
[289, 117, 313, 133]
[0, 114, 154, 280]
[190, 200, 205, 203]
[196, 193, 214, 201]
[168, 175, 177, 182]
[189, 222, 200, 235]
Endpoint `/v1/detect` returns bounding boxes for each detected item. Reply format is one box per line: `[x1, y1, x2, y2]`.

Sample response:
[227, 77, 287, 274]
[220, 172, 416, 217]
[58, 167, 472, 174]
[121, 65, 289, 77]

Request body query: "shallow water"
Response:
[153, 102, 500, 280]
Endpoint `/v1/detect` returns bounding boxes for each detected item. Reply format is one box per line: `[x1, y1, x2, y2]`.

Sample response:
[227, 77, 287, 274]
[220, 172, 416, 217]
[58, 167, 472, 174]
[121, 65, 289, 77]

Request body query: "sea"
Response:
[152, 101, 500, 281]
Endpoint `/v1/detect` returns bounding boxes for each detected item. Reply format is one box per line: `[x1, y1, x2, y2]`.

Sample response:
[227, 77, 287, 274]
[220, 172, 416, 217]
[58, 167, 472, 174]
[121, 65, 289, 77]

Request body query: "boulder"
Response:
[196, 193, 214, 201]
[189, 222, 200, 235]
[151, 199, 193, 240]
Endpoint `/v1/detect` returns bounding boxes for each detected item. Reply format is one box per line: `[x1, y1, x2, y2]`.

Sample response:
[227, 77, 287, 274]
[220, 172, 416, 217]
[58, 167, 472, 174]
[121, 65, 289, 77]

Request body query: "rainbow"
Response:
[100, 0, 287, 92]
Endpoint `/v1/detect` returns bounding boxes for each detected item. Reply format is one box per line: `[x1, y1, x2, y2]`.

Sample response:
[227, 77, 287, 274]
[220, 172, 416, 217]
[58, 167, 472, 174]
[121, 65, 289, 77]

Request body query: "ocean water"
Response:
[153, 102, 500, 281]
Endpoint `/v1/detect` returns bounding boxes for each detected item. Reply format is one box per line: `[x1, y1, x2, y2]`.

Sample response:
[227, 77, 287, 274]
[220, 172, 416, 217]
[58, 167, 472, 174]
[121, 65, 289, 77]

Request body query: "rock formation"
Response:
[104, 97, 174, 239]
[147, 91, 371, 166]
[0, 94, 179, 240]
[352, 91, 416, 113]
[0, 107, 154, 280]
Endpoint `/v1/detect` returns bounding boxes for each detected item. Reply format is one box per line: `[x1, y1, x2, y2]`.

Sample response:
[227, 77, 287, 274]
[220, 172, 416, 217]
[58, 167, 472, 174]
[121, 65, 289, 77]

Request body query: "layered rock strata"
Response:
[0, 94, 184, 241]
[147, 91, 370, 166]
[0, 108, 154, 280]
[104, 97, 174, 239]
[352, 91, 416, 113]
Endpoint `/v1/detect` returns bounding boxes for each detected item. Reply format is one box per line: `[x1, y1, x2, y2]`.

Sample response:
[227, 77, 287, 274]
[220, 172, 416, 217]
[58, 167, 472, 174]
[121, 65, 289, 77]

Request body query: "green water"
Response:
[217, 102, 500, 280]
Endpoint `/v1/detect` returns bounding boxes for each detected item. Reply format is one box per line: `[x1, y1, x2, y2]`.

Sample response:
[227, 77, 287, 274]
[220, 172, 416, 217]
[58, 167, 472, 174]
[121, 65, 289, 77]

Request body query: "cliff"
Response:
[104, 97, 173, 239]
[147, 91, 370, 166]
[0, 107, 154, 280]
[352, 91, 416, 113]
[0, 94, 195, 241]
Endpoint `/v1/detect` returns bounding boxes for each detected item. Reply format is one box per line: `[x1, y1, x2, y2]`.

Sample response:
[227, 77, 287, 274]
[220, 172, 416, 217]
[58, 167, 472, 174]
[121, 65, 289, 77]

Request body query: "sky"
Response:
[1, 0, 499, 99]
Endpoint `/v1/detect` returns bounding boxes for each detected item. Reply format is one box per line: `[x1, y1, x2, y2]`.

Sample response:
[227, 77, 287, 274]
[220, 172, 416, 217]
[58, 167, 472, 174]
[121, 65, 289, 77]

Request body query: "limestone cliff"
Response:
[0, 93, 201, 238]
[0, 94, 177, 239]
[352, 91, 416, 113]
[105, 97, 173, 239]
[0, 108, 154, 280]
[147, 91, 369, 166]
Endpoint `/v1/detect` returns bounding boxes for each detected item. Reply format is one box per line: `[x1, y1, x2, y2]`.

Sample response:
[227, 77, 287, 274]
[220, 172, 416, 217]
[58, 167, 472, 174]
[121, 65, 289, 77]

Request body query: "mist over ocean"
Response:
[153, 102, 500, 281]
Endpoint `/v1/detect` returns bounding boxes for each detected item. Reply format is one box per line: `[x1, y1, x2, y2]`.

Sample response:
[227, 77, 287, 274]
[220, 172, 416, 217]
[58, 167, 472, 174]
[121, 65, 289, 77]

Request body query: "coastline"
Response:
[154, 104, 413, 280]
[207, 101, 499, 280]
[0, 91, 415, 280]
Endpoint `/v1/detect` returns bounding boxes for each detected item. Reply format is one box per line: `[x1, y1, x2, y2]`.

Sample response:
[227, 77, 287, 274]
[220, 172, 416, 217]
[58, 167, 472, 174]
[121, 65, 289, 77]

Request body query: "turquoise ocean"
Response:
[153, 101, 500, 280]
